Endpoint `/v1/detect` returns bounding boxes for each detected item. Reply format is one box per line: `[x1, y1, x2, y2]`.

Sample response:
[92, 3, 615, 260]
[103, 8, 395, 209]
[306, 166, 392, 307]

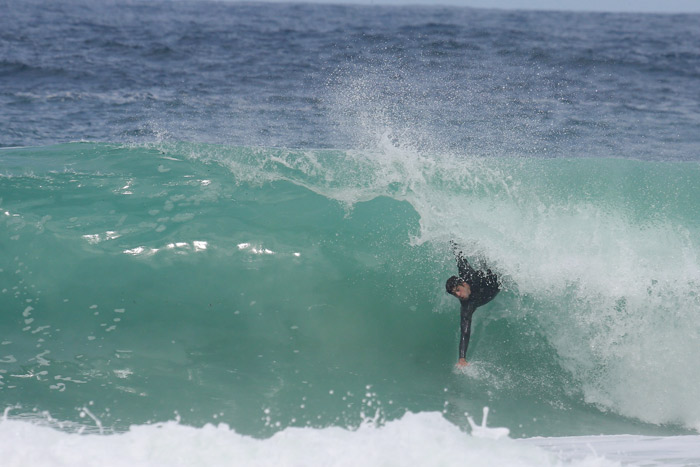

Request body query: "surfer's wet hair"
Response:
[445, 276, 464, 294]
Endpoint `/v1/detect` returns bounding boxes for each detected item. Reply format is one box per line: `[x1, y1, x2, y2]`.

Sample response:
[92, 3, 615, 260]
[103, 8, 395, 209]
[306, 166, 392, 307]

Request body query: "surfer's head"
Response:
[446, 276, 469, 299]
[445, 276, 466, 298]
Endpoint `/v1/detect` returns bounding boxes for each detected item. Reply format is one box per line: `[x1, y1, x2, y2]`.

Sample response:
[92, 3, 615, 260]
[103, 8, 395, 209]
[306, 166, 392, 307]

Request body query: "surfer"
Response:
[445, 242, 500, 367]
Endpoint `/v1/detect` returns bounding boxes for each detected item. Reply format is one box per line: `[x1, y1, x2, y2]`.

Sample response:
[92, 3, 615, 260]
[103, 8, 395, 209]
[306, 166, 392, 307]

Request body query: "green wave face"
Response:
[1, 142, 699, 437]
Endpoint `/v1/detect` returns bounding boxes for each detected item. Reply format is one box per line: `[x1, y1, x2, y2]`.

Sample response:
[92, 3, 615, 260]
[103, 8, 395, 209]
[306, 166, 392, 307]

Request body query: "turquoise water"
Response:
[2, 142, 699, 441]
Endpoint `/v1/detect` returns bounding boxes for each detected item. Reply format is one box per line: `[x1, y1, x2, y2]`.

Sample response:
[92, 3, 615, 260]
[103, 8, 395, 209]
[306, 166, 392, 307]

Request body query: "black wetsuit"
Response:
[456, 253, 500, 360]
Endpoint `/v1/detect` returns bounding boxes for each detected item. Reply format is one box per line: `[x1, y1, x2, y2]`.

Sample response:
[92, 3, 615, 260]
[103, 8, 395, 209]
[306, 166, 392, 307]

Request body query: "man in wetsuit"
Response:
[445, 244, 500, 367]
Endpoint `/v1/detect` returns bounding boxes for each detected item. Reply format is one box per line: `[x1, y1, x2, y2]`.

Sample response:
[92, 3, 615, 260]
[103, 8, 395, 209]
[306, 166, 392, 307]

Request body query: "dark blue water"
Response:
[2, 0, 699, 159]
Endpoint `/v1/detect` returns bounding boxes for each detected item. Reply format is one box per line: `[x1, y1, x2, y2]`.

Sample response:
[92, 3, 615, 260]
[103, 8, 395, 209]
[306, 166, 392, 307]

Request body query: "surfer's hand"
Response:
[456, 358, 469, 367]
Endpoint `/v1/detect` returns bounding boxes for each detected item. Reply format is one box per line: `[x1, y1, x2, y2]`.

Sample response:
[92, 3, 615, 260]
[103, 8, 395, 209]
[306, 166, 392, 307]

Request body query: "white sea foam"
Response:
[521, 434, 700, 466]
[0, 411, 627, 467]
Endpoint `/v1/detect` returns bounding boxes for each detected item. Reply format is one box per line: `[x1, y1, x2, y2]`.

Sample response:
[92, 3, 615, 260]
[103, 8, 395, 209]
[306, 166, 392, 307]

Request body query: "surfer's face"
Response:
[451, 283, 471, 300]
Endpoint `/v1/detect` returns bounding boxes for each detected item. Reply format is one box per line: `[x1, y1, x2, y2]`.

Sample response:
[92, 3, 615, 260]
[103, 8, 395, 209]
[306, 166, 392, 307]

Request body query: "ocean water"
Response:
[1, 1, 700, 465]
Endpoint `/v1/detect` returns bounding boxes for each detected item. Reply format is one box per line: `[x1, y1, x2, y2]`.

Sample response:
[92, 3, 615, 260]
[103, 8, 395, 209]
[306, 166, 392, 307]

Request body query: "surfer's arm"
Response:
[459, 303, 475, 362]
